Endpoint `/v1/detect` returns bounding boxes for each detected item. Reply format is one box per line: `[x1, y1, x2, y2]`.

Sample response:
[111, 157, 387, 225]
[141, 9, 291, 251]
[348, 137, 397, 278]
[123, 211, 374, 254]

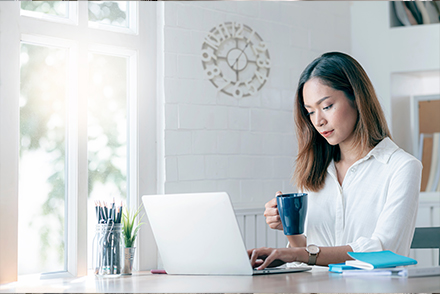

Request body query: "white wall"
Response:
[350, 2, 392, 126]
[351, 2, 440, 154]
[391, 72, 440, 154]
[160, 1, 351, 208]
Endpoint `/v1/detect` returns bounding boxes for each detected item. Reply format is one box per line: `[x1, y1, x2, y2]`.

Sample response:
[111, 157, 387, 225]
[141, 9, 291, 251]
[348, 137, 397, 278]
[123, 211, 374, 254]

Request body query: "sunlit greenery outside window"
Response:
[87, 53, 128, 267]
[89, 1, 129, 28]
[19, 43, 67, 275]
[21, 1, 69, 18]
[17, 2, 134, 275]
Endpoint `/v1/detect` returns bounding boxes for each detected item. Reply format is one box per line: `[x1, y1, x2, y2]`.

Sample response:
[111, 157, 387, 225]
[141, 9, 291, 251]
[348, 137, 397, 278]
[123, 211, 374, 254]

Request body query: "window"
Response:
[88, 1, 138, 34]
[19, 41, 68, 275]
[20, 1, 77, 25]
[21, 1, 69, 18]
[86, 47, 137, 269]
[0, 1, 157, 282]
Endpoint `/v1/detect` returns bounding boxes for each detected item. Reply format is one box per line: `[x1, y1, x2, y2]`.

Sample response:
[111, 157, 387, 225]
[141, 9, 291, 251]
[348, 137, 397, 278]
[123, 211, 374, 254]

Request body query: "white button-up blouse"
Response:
[304, 137, 422, 256]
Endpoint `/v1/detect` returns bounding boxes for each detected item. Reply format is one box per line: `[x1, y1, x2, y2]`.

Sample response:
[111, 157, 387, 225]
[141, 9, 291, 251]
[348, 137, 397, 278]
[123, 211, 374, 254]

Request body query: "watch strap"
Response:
[307, 252, 318, 265]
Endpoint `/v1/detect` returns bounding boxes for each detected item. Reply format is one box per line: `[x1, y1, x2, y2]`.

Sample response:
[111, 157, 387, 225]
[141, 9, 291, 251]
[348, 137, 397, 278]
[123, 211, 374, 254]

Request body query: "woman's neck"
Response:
[338, 140, 370, 165]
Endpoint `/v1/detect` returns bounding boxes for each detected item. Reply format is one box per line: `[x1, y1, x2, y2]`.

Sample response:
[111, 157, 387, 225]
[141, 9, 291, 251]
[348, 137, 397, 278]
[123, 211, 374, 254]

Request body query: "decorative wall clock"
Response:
[201, 22, 271, 98]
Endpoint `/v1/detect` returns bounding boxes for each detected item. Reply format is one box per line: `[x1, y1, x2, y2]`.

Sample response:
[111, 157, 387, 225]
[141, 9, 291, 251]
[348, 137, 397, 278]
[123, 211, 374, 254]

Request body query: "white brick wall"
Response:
[162, 1, 351, 208]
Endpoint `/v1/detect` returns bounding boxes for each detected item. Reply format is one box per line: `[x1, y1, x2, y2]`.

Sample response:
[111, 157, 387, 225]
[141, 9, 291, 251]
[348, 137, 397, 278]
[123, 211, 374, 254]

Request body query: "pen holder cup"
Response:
[122, 247, 136, 275]
[92, 223, 124, 276]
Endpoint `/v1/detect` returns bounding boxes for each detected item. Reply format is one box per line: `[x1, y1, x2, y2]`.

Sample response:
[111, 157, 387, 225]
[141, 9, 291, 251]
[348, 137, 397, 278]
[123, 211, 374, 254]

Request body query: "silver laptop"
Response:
[142, 192, 311, 276]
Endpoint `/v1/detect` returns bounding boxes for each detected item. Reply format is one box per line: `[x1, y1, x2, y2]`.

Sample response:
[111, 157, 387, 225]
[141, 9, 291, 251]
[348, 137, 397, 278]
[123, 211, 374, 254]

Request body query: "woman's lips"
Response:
[321, 130, 334, 138]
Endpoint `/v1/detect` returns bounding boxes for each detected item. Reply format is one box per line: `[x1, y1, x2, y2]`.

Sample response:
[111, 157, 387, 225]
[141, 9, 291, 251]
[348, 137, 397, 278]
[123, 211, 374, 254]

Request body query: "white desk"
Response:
[1, 267, 439, 293]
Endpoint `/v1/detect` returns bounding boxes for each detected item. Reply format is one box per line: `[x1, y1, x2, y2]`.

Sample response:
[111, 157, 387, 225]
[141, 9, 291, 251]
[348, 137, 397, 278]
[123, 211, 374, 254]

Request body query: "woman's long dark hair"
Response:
[293, 52, 390, 192]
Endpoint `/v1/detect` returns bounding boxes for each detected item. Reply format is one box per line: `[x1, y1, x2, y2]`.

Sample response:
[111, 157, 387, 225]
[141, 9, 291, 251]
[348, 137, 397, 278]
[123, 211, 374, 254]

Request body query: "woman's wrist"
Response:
[293, 247, 309, 264]
[286, 234, 307, 248]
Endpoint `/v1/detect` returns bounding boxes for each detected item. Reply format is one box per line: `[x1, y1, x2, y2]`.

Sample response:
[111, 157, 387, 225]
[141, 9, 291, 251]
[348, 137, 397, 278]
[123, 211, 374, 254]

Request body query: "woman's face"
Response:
[302, 78, 358, 146]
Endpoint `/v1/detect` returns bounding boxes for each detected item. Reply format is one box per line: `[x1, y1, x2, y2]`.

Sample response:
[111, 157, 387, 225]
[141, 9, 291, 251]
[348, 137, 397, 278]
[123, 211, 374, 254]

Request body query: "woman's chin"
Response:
[324, 138, 339, 146]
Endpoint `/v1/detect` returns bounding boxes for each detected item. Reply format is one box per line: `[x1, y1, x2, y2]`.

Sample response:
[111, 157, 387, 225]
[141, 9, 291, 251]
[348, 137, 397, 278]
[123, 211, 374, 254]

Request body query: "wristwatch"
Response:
[306, 244, 320, 265]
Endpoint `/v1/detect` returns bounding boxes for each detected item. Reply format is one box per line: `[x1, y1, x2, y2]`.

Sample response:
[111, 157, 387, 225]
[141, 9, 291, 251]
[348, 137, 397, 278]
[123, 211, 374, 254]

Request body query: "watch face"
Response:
[307, 244, 320, 254]
[201, 22, 271, 98]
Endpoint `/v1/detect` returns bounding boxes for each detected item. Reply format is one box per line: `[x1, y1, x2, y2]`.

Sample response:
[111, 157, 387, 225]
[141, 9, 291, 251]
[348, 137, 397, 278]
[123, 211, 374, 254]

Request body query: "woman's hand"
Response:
[247, 247, 301, 270]
[264, 191, 283, 231]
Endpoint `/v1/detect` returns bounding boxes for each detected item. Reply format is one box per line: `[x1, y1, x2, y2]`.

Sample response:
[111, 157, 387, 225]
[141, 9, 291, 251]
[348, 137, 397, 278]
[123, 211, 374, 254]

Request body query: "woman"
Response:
[249, 52, 422, 270]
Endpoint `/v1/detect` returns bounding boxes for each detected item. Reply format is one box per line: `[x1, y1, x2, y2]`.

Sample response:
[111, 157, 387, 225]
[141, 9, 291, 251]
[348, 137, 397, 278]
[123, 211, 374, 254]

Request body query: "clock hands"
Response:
[230, 41, 251, 83]
[230, 41, 250, 70]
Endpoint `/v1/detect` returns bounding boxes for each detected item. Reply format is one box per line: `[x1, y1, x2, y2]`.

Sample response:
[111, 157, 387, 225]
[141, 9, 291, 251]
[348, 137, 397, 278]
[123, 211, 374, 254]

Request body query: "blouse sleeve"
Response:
[347, 158, 422, 256]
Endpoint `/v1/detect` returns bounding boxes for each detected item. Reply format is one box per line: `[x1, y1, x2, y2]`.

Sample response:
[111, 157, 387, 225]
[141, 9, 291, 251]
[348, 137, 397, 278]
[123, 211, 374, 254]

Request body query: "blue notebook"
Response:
[328, 263, 360, 273]
[346, 250, 417, 270]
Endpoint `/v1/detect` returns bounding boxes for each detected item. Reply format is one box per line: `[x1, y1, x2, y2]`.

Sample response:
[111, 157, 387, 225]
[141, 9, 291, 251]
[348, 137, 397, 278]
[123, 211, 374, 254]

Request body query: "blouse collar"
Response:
[365, 137, 400, 164]
[327, 137, 399, 180]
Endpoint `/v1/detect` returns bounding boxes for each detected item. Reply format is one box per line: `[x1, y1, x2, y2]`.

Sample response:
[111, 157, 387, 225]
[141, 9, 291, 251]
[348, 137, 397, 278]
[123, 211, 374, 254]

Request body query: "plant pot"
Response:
[122, 247, 136, 275]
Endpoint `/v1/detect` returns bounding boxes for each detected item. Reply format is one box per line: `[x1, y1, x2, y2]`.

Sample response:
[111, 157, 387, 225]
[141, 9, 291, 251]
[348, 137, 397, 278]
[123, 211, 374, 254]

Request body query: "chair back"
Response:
[410, 227, 440, 265]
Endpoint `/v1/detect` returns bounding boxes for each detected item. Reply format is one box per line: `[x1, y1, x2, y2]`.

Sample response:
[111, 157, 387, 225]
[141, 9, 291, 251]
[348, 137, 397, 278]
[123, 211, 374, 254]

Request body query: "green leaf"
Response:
[122, 204, 144, 248]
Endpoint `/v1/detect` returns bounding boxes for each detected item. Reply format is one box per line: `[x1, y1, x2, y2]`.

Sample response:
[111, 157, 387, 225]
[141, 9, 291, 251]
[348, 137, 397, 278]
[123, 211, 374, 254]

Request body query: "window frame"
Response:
[20, 1, 78, 26]
[88, 1, 139, 35]
[20, 33, 78, 275]
[0, 1, 157, 282]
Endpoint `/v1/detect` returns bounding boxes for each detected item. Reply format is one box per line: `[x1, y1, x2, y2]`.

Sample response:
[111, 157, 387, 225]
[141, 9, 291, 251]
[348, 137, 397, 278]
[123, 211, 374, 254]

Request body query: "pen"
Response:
[104, 203, 108, 222]
[95, 201, 99, 222]
[110, 231, 114, 274]
[117, 202, 123, 223]
[98, 201, 104, 223]
[111, 198, 115, 221]
[114, 234, 119, 274]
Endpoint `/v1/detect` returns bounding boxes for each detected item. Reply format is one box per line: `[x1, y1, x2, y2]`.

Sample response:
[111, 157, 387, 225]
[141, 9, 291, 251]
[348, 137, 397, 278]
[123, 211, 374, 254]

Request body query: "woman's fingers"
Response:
[260, 249, 287, 270]
[264, 200, 282, 230]
[265, 191, 282, 209]
[249, 248, 281, 270]
[249, 248, 270, 268]
[249, 249, 258, 267]
[266, 216, 281, 229]
[264, 207, 279, 217]
[247, 248, 253, 257]
[249, 247, 296, 270]
[265, 198, 277, 209]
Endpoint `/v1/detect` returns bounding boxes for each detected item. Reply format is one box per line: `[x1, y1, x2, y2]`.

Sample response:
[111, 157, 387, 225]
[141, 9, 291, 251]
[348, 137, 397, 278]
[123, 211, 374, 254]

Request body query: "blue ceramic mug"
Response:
[276, 193, 308, 235]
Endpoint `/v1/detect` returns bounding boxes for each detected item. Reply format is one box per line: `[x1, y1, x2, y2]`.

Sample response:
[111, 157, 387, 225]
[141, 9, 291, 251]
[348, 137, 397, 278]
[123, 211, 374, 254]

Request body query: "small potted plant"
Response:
[121, 204, 144, 275]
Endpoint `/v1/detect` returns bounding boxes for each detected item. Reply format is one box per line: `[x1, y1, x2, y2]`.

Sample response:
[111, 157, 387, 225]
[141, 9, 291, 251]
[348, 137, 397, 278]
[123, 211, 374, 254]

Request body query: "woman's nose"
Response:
[314, 112, 326, 127]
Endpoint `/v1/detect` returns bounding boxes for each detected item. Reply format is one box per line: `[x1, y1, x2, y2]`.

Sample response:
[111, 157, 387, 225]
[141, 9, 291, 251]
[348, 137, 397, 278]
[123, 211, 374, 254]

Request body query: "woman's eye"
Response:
[306, 111, 314, 116]
[323, 104, 333, 111]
